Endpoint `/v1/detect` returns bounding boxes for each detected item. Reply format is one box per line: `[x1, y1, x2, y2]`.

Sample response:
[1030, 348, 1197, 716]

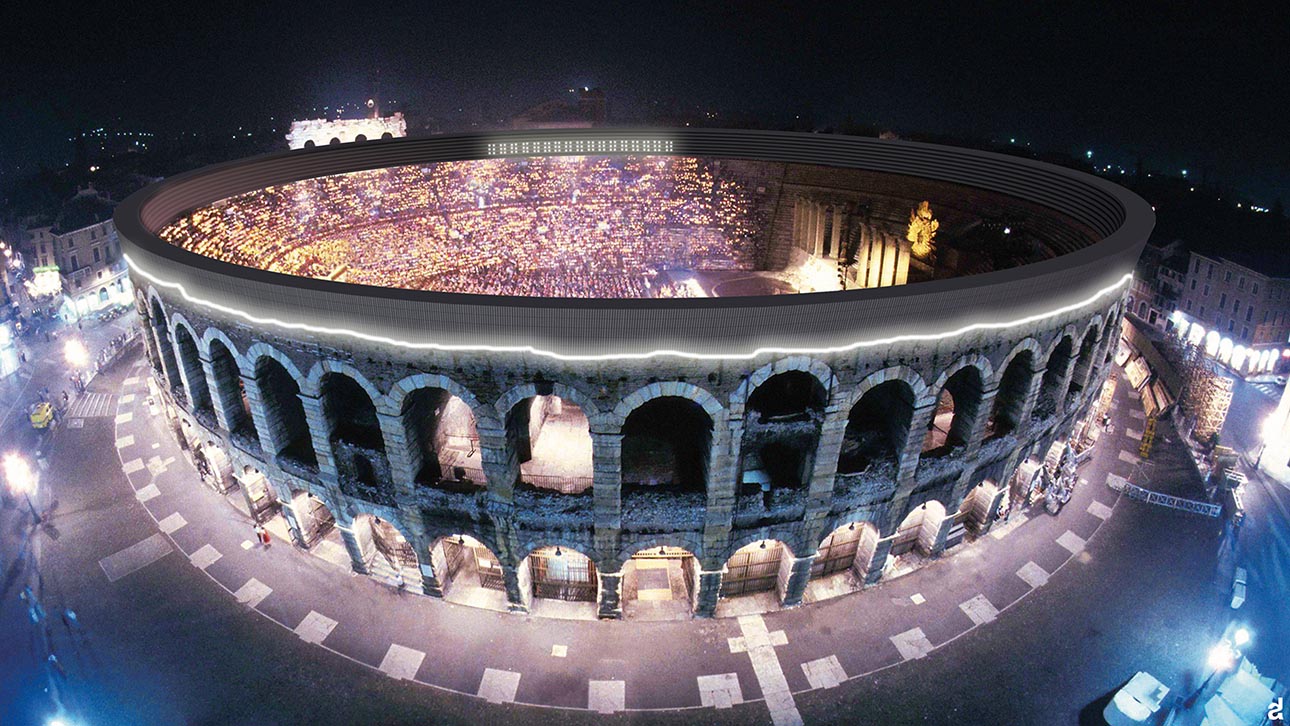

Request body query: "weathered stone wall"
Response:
[139, 274, 1123, 615]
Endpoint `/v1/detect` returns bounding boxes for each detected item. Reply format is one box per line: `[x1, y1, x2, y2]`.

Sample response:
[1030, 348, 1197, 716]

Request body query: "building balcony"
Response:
[512, 484, 593, 529]
[733, 486, 806, 528]
[621, 485, 705, 533]
[832, 458, 899, 510]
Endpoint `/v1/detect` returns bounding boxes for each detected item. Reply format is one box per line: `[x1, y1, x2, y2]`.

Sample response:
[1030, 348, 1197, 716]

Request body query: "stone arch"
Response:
[925, 353, 995, 406]
[380, 131, 393, 140]
[494, 380, 604, 424]
[520, 538, 599, 565]
[611, 380, 724, 430]
[993, 338, 1044, 388]
[729, 356, 836, 411]
[328, 137, 340, 145]
[381, 372, 491, 425]
[922, 355, 992, 456]
[614, 535, 704, 572]
[241, 341, 306, 384]
[169, 317, 212, 412]
[724, 529, 802, 562]
[146, 290, 180, 386]
[304, 360, 383, 401]
[303, 139, 316, 148]
[719, 536, 797, 599]
[353, 133, 367, 143]
[835, 366, 924, 476]
[199, 327, 243, 367]
[498, 381, 598, 493]
[840, 365, 929, 413]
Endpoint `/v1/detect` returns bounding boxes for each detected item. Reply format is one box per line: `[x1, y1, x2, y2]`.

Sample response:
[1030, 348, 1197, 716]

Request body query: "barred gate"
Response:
[299, 496, 335, 548]
[889, 517, 922, 556]
[530, 548, 598, 602]
[721, 542, 783, 597]
[811, 525, 863, 578]
[631, 547, 696, 598]
[442, 538, 506, 591]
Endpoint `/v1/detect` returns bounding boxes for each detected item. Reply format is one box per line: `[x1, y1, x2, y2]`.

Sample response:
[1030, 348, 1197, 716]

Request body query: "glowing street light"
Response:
[1257, 413, 1283, 467]
[3, 452, 39, 522]
[1184, 638, 1242, 708]
[63, 339, 89, 368]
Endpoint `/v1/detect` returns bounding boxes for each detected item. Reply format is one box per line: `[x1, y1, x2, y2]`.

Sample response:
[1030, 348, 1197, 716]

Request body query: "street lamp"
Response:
[1184, 638, 1241, 708]
[3, 452, 39, 522]
[63, 339, 88, 368]
[1256, 413, 1282, 468]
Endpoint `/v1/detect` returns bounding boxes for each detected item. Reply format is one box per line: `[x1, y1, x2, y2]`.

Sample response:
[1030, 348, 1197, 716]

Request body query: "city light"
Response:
[64, 339, 89, 368]
[3, 452, 34, 495]
[1232, 627, 1251, 647]
[1207, 640, 1237, 672]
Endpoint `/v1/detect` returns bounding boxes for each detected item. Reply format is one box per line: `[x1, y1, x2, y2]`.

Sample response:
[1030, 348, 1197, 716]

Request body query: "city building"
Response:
[27, 188, 133, 320]
[116, 129, 1147, 621]
[1125, 238, 1188, 331]
[1170, 249, 1290, 375]
[285, 112, 407, 150]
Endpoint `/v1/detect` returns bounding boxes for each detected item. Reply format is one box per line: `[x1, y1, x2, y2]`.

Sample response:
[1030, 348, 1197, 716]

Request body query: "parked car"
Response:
[1231, 567, 1248, 609]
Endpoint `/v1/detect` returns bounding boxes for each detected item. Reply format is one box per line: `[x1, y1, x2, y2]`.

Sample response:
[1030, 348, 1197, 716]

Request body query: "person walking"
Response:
[254, 522, 271, 548]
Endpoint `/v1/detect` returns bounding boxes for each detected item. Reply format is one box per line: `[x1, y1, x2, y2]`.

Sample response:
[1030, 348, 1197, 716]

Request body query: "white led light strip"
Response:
[125, 254, 1130, 363]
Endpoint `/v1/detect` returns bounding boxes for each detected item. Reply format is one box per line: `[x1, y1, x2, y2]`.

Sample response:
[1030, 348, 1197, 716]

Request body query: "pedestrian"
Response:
[394, 569, 405, 594]
[254, 522, 270, 548]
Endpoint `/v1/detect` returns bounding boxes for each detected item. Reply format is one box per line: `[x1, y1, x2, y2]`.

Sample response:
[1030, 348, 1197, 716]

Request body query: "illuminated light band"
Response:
[126, 253, 1130, 363]
[486, 138, 674, 157]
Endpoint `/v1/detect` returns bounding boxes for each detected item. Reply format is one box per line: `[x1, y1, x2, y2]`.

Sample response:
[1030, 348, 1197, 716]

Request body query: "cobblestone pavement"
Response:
[1, 355, 1249, 725]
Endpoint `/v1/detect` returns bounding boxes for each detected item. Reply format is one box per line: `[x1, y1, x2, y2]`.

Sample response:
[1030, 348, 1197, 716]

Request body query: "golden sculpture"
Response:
[906, 200, 939, 260]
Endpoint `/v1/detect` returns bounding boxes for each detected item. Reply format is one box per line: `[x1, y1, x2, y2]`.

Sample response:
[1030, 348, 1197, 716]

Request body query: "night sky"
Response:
[3, 2, 1287, 203]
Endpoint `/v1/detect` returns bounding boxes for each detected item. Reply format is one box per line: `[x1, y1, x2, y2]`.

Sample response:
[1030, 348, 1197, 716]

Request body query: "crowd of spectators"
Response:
[159, 155, 769, 299]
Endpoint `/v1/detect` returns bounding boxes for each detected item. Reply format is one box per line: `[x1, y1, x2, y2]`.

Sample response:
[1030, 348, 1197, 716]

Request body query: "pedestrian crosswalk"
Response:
[69, 391, 115, 418]
[1249, 381, 1283, 401]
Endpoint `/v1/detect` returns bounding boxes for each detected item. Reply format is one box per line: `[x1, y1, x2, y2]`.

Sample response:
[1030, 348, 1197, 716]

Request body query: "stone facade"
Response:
[137, 277, 1124, 619]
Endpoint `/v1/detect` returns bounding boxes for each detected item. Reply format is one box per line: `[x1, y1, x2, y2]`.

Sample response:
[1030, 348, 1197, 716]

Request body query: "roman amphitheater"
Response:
[115, 128, 1152, 620]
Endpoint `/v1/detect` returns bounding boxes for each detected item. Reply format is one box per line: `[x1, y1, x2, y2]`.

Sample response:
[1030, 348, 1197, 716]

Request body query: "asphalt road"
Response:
[1, 347, 1281, 725]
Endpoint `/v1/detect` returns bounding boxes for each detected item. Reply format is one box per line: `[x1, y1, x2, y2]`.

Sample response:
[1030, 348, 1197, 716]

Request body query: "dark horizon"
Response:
[2, 3, 1287, 205]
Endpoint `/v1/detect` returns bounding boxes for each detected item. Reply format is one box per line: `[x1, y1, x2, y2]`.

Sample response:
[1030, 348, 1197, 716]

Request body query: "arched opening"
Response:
[353, 134, 367, 143]
[987, 351, 1036, 439]
[287, 489, 335, 549]
[98, 287, 109, 303]
[621, 396, 713, 524]
[999, 458, 1044, 520]
[399, 387, 482, 489]
[1036, 337, 1075, 418]
[807, 521, 881, 600]
[380, 131, 393, 140]
[890, 500, 948, 562]
[303, 139, 316, 148]
[739, 372, 826, 511]
[254, 356, 315, 466]
[838, 380, 915, 476]
[719, 540, 794, 606]
[431, 535, 507, 611]
[173, 325, 212, 413]
[149, 298, 180, 392]
[209, 339, 256, 440]
[959, 480, 1000, 535]
[622, 545, 698, 620]
[525, 546, 599, 617]
[328, 137, 340, 145]
[236, 465, 278, 523]
[923, 367, 985, 457]
[351, 515, 422, 593]
[319, 372, 387, 497]
[1066, 332, 1100, 406]
[509, 394, 593, 493]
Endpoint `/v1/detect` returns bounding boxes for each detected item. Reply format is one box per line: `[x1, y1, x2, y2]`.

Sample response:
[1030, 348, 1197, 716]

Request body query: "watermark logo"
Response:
[1270, 696, 1284, 721]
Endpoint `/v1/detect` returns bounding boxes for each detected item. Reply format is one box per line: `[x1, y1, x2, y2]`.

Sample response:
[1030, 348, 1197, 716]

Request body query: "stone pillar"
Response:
[596, 570, 623, 619]
[377, 411, 417, 495]
[702, 417, 739, 563]
[298, 393, 337, 480]
[779, 554, 817, 607]
[898, 401, 937, 482]
[977, 486, 1008, 535]
[241, 372, 283, 457]
[830, 206, 845, 260]
[173, 346, 211, 411]
[203, 355, 238, 432]
[278, 498, 309, 548]
[813, 202, 826, 257]
[591, 429, 622, 564]
[961, 386, 1000, 459]
[336, 523, 370, 574]
[1017, 362, 1048, 426]
[151, 325, 179, 392]
[793, 197, 805, 251]
[863, 537, 893, 585]
[477, 422, 516, 502]
[927, 513, 956, 557]
[694, 568, 723, 618]
[1052, 354, 1080, 415]
[503, 560, 531, 613]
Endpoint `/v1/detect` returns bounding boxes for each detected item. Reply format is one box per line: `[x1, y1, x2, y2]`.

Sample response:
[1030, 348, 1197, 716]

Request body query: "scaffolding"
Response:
[1178, 343, 1232, 443]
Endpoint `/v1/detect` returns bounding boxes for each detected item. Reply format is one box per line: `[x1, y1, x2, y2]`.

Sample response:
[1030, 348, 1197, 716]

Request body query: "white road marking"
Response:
[293, 611, 337, 644]
[1126, 428, 1143, 440]
[189, 544, 221, 570]
[115, 435, 135, 449]
[959, 594, 999, 625]
[378, 644, 425, 681]
[478, 668, 521, 704]
[115, 411, 133, 424]
[697, 673, 743, 709]
[890, 627, 934, 661]
[1017, 561, 1050, 588]
[1088, 500, 1114, 520]
[157, 512, 187, 534]
[233, 578, 272, 608]
[550, 645, 567, 657]
[122, 458, 145, 475]
[910, 592, 926, 604]
[123, 376, 140, 386]
[1057, 530, 1087, 555]
[802, 655, 847, 689]
[134, 484, 161, 503]
[119, 393, 136, 404]
[589, 680, 626, 714]
[1118, 450, 1139, 463]
[728, 614, 801, 725]
[98, 534, 173, 582]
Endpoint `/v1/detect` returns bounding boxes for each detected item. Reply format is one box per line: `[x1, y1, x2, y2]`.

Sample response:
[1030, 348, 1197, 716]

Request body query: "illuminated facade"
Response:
[1168, 251, 1290, 374]
[284, 112, 407, 150]
[117, 129, 1150, 619]
[27, 190, 133, 319]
